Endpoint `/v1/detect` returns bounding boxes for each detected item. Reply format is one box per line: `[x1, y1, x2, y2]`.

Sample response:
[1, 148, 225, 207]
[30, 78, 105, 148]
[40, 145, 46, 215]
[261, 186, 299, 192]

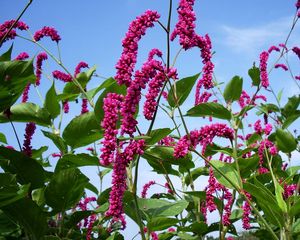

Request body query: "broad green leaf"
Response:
[94, 80, 126, 123]
[186, 102, 231, 120]
[147, 217, 178, 231]
[276, 128, 297, 153]
[85, 182, 99, 195]
[274, 181, 287, 212]
[243, 181, 284, 227]
[62, 111, 103, 149]
[64, 210, 93, 229]
[282, 95, 300, 117]
[184, 167, 209, 186]
[179, 222, 208, 235]
[0, 146, 46, 189]
[55, 154, 99, 171]
[248, 65, 260, 86]
[0, 59, 35, 112]
[282, 111, 300, 129]
[167, 73, 200, 107]
[63, 65, 96, 94]
[0, 184, 29, 208]
[44, 168, 89, 212]
[223, 76, 243, 103]
[42, 130, 68, 154]
[106, 232, 124, 240]
[0, 210, 21, 238]
[44, 83, 60, 118]
[0, 132, 7, 144]
[210, 160, 242, 189]
[0, 102, 51, 126]
[1, 198, 47, 240]
[290, 197, 300, 217]
[143, 146, 194, 172]
[85, 77, 115, 100]
[0, 44, 13, 61]
[56, 93, 79, 102]
[146, 128, 173, 146]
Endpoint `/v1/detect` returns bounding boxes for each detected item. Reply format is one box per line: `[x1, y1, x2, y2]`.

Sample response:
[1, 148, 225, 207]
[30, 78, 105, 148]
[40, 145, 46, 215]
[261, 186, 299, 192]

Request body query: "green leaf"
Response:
[210, 160, 242, 189]
[186, 102, 231, 120]
[1, 198, 47, 240]
[0, 132, 7, 144]
[85, 77, 115, 100]
[274, 181, 287, 212]
[248, 65, 260, 86]
[44, 83, 60, 119]
[184, 167, 209, 186]
[106, 232, 124, 240]
[0, 210, 21, 238]
[147, 217, 178, 231]
[0, 44, 13, 61]
[276, 128, 297, 153]
[0, 102, 51, 126]
[44, 168, 89, 212]
[0, 146, 46, 189]
[94, 79, 126, 123]
[282, 95, 300, 117]
[282, 111, 300, 129]
[55, 154, 99, 171]
[0, 60, 35, 112]
[42, 130, 68, 154]
[143, 146, 194, 172]
[138, 198, 188, 217]
[290, 197, 300, 217]
[223, 76, 243, 103]
[146, 128, 173, 146]
[243, 181, 284, 227]
[0, 184, 30, 208]
[62, 111, 103, 149]
[167, 73, 200, 107]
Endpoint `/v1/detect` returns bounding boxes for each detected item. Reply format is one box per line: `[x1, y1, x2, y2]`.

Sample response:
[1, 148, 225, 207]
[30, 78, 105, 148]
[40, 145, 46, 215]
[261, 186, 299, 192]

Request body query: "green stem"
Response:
[9, 119, 22, 151]
[0, 0, 33, 45]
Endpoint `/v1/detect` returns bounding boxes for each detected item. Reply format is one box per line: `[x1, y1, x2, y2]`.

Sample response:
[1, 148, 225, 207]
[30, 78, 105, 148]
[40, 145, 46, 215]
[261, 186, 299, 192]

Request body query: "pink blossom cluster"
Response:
[62, 101, 69, 113]
[74, 61, 89, 77]
[100, 93, 123, 166]
[81, 99, 89, 114]
[258, 139, 278, 174]
[115, 10, 160, 87]
[143, 227, 159, 240]
[106, 140, 145, 229]
[259, 51, 269, 88]
[22, 122, 36, 157]
[293, 46, 300, 59]
[141, 180, 156, 198]
[15, 52, 29, 61]
[52, 70, 72, 82]
[159, 136, 176, 146]
[165, 182, 173, 194]
[268, 45, 280, 53]
[283, 183, 297, 199]
[35, 52, 48, 86]
[274, 63, 288, 71]
[174, 123, 234, 158]
[204, 168, 233, 226]
[21, 83, 31, 103]
[0, 20, 28, 45]
[242, 191, 252, 230]
[33, 26, 61, 43]
[51, 153, 62, 158]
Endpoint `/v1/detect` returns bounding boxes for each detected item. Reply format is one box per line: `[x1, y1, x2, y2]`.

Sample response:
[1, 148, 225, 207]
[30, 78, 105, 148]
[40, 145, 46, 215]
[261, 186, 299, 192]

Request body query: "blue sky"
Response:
[1, 0, 300, 238]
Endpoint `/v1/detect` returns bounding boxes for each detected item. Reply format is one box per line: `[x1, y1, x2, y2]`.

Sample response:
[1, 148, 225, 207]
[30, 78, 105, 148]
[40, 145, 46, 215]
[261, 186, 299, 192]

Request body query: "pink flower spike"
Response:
[74, 61, 89, 77]
[292, 46, 300, 59]
[22, 83, 31, 103]
[296, 0, 300, 9]
[22, 122, 36, 157]
[35, 52, 48, 86]
[268, 45, 280, 53]
[63, 101, 69, 113]
[52, 70, 72, 82]
[141, 180, 156, 198]
[33, 26, 61, 43]
[274, 63, 288, 71]
[15, 52, 29, 61]
[295, 76, 300, 81]
[259, 51, 269, 88]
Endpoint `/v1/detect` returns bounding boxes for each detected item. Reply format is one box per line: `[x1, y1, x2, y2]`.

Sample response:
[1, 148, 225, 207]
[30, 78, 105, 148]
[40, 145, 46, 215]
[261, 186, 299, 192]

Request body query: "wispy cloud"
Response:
[220, 16, 298, 54]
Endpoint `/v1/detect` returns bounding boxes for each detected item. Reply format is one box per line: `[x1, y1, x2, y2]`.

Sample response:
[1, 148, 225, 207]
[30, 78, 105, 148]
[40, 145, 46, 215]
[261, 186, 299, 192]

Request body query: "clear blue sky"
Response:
[1, 0, 299, 238]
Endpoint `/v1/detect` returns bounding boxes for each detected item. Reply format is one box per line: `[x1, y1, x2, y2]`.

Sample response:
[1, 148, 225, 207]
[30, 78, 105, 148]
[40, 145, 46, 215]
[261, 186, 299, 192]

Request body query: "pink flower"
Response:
[254, 120, 263, 134]
[141, 180, 156, 198]
[168, 228, 176, 232]
[74, 61, 89, 77]
[242, 191, 252, 230]
[15, 52, 29, 60]
[100, 93, 123, 166]
[258, 139, 278, 173]
[52, 153, 62, 158]
[283, 183, 297, 199]
[264, 123, 272, 135]
[148, 48, 162, 61]
[259, 51, 269, 88]
[268, 45, 280, 53]
[159, 136, 175, 146]
[115, 10, 160, 87]
[81, 98, 89, 114]
[292, 46, 300, 59]
[0, 20, 28, 44]
[33, 26, 61, 43]
[52, 70, 72, 82]
[296, 76, 300, 80]
[274, 63, 288, 71]
[165, 182, 173, 194]
[35, 52, 48, 86]
[22, 122, 36, 157]
[21, 83, 30, 103]
[238, 90, 251, 108]
[222, 188, 233, 226]
[296, 0, 300, 9]
[63, 101, 69, 113]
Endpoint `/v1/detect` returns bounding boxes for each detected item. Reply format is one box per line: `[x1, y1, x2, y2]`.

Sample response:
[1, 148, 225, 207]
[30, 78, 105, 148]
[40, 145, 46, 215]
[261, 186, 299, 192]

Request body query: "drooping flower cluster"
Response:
[62, 101, 69, 113]
[242, 191, 252, 230]
[100, 93, 123, 166]
[274, 63, 288, 71]
[141, 180, 156, 198]
[35, 52, 48, 86]
[15, 52, 29, 60]
[74, 61, 89, 77]
[292, 46, 300, 59]
[283, 183, 297, 199]
[258, 139, 278, 174]
[259, 51, 269, 88]
[22, 83, 31, 103]
[203, 168, 233, 226]
[115, 10, 160, 87]
[106, 140, 145, 229]
[52, 70, 72, 82]
[268, 45, 280, 53]
[33, 26, 61, 43]
[22, 122, 36, 157]
[0, 20, 28, 45]
[174, 123, 234, 158]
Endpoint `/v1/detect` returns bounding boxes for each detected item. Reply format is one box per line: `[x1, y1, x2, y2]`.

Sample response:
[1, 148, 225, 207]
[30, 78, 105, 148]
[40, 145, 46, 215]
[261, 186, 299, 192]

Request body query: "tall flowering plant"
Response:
[0, 0, 299, 240]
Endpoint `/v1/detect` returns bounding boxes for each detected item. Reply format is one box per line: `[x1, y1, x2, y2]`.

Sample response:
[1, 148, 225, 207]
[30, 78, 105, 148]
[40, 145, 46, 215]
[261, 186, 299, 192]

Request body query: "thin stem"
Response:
[0, 0, 33, 46]
[9, 120, 22, 151]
